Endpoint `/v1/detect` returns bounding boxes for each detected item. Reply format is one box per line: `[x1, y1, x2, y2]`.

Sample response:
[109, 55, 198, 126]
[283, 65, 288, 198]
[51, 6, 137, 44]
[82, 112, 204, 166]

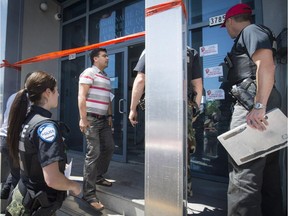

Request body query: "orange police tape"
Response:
[0, 0, 186, 71]
[0, 31, 145, 71]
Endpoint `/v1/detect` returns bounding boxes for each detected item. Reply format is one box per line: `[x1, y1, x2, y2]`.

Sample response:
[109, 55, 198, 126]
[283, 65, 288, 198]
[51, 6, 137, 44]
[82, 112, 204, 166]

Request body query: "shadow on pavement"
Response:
[187, 207, 226, 216]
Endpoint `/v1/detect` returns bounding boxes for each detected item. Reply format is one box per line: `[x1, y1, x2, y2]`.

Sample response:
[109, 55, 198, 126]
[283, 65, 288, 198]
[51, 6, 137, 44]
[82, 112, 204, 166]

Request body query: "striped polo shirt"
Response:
[79, 65, 111, 115]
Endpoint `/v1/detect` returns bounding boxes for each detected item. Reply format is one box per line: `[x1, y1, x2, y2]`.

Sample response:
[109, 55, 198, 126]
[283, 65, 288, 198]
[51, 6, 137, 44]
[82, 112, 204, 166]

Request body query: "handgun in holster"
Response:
[30, 191, 61, 216]
[230, 77, 256, 111]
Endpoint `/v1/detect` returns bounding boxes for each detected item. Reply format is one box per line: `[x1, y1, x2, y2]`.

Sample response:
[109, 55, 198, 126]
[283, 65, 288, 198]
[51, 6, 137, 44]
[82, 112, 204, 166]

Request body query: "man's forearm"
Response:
[107, 102, 112, 115]
[130, 73, 145, 111]
[130, 88, 144, 110]
[78, 96, 87, 119]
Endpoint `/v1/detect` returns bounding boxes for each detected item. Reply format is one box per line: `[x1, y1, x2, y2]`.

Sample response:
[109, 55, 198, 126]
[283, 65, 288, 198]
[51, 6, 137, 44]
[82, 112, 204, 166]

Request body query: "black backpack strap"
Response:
[256, 24, 277, 56]
[241, 25, 277, 59]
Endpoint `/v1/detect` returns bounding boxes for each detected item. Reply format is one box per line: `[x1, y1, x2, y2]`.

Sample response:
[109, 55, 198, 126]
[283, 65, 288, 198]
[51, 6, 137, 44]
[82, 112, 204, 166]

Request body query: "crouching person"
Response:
[6, 71, 81, 216]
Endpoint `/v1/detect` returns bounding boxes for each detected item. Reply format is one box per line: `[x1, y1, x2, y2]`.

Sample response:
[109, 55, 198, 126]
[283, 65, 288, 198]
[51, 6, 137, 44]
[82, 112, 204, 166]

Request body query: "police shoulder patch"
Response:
[37, 123, 57, 143]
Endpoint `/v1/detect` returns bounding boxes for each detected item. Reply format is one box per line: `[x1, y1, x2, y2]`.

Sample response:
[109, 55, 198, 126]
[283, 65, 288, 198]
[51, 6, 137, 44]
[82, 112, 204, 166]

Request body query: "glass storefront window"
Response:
[105, 52, 126, 156]
[89, 10, 116, 43]
[123, 1, 145, 36]
[89, 0, 117, 11]
[188, 0, 242, 179]
[188, 1, 203, 24]
[89, 0, 144, 44]
[63, 1, 86, 22]
[242, 0, 255, 9]
[201, 0, 237, 22]
[188, 0, 238, 25]
[62, 18, 86, 50]
[60, 56, 86, 152]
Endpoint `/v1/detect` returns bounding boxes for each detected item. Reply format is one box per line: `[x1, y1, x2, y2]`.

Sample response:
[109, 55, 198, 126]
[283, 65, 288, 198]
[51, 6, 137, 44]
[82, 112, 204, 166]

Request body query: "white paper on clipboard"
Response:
[64, 158, 73, 178]
[110, 92, 115, 101]
[217, 108, 288, 165]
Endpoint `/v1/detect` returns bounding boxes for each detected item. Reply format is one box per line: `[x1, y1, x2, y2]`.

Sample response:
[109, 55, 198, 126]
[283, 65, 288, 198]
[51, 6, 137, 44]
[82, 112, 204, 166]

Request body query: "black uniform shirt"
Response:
[134, 50, 145, 74]
[21, 105, 66, 193]
[235, 24, 273, 58]
[134, 48, 202, 80]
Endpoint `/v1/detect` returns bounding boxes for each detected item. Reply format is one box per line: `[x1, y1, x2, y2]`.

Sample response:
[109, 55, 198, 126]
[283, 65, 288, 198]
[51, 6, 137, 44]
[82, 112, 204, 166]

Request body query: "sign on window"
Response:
[209, 14, 225, 26]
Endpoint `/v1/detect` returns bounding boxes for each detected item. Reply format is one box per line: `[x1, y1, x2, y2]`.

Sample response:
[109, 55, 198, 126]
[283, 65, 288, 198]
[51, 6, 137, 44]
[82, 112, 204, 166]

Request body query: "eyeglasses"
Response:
[99, 54, 108, 58]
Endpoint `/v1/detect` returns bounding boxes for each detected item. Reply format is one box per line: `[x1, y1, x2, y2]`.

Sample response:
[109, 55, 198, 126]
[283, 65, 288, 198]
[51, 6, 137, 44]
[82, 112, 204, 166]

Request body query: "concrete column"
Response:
[145, 1, 187, 216]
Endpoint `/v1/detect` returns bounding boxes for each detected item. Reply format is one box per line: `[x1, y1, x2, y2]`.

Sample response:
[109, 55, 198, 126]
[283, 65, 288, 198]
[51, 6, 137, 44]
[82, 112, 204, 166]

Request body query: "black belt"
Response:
[87, 113, 106, 119]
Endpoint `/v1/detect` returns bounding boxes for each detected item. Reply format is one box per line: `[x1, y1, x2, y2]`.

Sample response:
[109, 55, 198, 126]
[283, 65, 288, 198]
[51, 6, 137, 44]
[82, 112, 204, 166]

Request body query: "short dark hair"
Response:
[89, 48, 107, 65]
[232, 13, 252, 23]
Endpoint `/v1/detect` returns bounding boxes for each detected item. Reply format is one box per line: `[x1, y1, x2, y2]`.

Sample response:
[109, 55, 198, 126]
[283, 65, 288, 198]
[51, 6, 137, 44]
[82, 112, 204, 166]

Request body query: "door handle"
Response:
[118, 98, 126, 114]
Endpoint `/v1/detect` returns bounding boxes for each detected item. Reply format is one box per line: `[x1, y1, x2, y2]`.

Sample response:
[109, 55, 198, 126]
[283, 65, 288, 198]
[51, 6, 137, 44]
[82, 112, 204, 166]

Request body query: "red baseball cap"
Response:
[221, 3, 252, 27]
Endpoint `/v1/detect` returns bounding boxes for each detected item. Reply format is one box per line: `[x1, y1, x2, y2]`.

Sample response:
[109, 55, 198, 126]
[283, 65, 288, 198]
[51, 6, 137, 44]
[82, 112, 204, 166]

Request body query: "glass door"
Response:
[188, 0, 241, 180]
[126, 44, 145, 163]
[60, 55, 86, 152]
[105, 47, 128, 162]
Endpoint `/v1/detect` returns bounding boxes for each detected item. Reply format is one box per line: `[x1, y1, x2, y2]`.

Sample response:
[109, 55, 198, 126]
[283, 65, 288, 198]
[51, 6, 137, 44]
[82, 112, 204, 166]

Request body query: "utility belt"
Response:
[230, 77, 256, 111]
[16, 179, 65, 216]
[137, 90, 200, 118]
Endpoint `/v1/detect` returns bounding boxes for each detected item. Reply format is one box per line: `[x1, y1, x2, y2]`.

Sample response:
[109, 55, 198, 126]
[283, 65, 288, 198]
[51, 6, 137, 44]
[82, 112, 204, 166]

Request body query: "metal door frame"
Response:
[107, 47, 128, 162]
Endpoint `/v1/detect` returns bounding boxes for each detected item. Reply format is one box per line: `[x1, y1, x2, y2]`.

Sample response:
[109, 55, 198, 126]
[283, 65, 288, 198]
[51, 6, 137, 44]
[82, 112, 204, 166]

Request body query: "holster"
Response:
[18, 179, 65, 216]
[32, 190, 66, 216]
[31, 201, 61, 216]
[230, 77, 256, 111]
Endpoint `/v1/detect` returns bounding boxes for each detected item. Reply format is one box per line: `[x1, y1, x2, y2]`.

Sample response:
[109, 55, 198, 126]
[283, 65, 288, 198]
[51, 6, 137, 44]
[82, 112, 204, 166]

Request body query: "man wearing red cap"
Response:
[222, 3, 283, 216]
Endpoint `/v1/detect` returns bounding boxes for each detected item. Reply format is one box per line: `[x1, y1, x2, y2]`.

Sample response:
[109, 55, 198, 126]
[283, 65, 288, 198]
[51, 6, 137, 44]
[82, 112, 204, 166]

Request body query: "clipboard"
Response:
[217, 108, 288, 165]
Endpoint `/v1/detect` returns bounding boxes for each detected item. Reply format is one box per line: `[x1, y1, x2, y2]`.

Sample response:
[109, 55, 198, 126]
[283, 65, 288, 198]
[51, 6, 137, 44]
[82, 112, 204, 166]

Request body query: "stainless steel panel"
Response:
[145, 1, 187, 215]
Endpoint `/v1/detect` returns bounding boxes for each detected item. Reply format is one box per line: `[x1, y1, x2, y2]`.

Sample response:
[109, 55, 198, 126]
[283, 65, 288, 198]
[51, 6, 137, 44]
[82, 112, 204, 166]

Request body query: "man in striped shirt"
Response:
[78, 48, 114, 211]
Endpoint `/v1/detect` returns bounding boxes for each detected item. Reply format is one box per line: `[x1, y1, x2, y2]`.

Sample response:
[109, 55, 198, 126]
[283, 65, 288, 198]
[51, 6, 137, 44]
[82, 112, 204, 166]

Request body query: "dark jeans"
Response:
[82, 117, 114, 201]
[228, 95, 283, 216]
[0, 136, 20, 192]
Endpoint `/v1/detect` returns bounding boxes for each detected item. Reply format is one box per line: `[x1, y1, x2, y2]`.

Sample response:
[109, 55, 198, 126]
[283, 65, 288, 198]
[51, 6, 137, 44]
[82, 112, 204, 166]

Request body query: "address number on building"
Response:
[209, 14, 225, 26]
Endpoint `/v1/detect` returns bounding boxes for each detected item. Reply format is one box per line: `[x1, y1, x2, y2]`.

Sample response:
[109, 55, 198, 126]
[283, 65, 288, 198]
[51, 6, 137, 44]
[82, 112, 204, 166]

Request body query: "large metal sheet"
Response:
[145, 1, 187, 216]
[218, 108, 288, 165]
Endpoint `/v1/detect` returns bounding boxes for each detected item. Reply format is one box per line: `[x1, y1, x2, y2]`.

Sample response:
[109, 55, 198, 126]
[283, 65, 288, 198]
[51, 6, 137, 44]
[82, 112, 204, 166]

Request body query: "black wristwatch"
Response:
[253, 102, 266, 110]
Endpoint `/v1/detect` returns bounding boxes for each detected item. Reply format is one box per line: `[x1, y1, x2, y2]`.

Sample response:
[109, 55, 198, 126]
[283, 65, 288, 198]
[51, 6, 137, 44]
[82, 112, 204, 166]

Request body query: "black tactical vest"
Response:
[19, 114, 66, 192]
[225, 25, 276, 85]
[225, 35, 257, 85]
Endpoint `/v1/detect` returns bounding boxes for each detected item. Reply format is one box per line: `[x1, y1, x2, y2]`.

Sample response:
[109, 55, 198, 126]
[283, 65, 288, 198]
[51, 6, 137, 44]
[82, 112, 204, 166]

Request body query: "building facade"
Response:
[0, 0, 287, 210]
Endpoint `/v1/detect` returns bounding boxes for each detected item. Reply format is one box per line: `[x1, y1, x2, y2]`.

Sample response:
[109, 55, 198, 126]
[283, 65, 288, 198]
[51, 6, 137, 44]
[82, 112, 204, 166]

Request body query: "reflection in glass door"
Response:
[188, 0, 240, 180]
[60, 56, 86, 152]
[105, 48, 128, 162]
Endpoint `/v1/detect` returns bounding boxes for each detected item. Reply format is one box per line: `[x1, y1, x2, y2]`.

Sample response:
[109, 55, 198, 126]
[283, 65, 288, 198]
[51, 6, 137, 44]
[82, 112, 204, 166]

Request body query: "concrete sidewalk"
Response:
[58, 151, 228, 216]
[1, 151, 227, 215]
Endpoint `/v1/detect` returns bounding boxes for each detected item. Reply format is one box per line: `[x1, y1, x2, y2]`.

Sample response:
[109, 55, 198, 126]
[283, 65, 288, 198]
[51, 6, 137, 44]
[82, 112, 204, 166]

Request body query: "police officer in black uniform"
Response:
[6, 71, 81, 216]
[128, 47, 203, 198]
[222, 4, 283, 216]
